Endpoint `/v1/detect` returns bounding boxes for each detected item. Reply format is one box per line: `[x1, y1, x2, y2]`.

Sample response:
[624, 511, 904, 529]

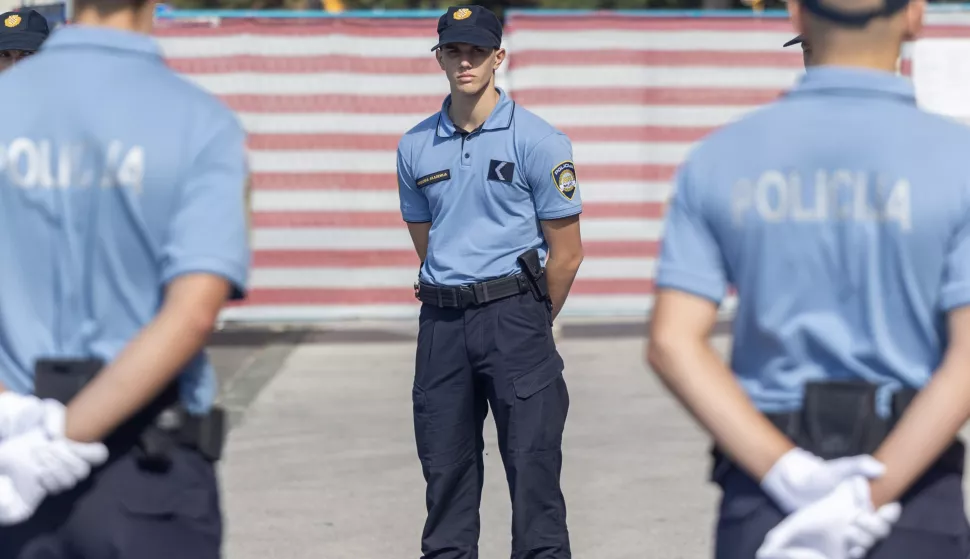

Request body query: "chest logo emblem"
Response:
[415, 169, 451, 189]
[488, 159, 515, 183]
[552, 160, 578, 200]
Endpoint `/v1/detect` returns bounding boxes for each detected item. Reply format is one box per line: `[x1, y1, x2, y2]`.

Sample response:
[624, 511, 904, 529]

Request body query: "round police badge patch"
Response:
[551, 161, 578, 200]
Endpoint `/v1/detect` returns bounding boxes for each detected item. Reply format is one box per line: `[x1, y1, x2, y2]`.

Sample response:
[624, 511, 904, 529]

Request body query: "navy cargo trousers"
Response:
[0, 444, 222, 559]
[412, 291, 571, 559]
[712, 443, 970, 559]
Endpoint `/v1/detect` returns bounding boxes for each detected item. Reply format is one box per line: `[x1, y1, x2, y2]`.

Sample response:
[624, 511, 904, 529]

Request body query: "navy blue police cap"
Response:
[431, 5, 503, 52]
[799, 0, 910, 27]
[0, 9, 50, 52]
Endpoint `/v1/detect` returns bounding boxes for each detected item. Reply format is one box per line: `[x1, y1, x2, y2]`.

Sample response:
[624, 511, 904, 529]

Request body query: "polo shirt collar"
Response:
[41, 24, 162, 58]
[788, 65, 915, 104]
[436, 87, 515, 137]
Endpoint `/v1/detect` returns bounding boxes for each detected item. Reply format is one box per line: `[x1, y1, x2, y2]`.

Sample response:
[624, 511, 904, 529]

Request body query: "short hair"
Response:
[73, 0, 152, 16]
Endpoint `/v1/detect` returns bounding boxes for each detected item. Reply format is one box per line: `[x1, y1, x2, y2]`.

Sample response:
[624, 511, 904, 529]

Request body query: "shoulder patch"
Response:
[488, 160, 515, 183]
[415, 169, 451, 189]
[551, 161, 578, 201]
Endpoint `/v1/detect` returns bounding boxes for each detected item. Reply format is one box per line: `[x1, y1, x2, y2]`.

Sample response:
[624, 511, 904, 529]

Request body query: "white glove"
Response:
[760, 447, 887, 513]
[756, 476, 902, 559]
[0, 476, 31, 525]
[0, 424, 109, 526]
[0, 392, 52, 440]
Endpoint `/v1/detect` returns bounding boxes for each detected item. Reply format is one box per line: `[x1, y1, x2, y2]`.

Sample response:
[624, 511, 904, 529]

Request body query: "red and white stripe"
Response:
[152, 12, 970, 323]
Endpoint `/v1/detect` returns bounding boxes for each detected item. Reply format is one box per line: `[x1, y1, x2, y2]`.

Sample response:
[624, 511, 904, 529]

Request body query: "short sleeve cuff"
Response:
[538, 207, 582, 220]
[162, 257, 249, 301]
[403, 216, 432, 223]
[655, 266, 725, 305]
[940, 282, 970, 312]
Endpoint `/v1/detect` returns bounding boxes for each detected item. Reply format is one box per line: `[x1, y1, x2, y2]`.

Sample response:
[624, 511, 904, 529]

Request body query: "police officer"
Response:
[646, 0, 970, 556]
[0, 0, 250, 553]
[784, 34, 812, 67]
[397, 5, 584, 558]
[0, 9, 50, 72]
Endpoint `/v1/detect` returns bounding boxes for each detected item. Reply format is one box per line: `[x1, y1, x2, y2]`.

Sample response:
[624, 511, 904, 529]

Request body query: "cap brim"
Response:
[783, 35, 804, 47]
[0, 32, 45, 52]
[431, 27, 500, 51]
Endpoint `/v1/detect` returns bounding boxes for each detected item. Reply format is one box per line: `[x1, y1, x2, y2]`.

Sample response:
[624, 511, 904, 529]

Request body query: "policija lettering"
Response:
[731, 170, 911, 231]
[0, 139, 145, 193]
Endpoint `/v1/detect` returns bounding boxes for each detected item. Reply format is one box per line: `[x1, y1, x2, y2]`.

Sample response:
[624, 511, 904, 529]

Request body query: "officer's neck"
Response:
[809, 45, 901, 74]
[448, 85, 500, 133]
[72, 5, 155, 35]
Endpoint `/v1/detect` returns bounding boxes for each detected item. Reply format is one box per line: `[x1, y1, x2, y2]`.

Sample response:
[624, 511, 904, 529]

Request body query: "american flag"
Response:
[152, 10, 970, 323]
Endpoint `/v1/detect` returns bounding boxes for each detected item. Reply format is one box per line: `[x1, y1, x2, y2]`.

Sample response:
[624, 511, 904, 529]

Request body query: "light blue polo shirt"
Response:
[0, 26, 250, 414]
[397, 88, 583, 286]
[656, 66, 970, 414]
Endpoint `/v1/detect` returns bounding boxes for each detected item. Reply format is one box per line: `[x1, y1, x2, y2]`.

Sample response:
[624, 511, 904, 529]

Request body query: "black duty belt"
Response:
[415, 273, 532, 309]
[711, 382, 964, 479]
[33, 358, 227, 466]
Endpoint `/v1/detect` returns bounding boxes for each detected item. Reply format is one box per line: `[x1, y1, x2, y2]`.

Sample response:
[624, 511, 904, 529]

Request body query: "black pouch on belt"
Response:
[796, 380, 888, 459]
[34, 358, 104, 404]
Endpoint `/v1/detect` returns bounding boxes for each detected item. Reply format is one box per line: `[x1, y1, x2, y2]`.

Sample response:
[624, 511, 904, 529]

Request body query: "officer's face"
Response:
[436, 43, 506, 95]
[0, 49, 34, 71]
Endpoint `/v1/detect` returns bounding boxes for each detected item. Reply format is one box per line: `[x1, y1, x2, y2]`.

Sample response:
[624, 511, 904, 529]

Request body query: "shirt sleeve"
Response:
[161, 116, 251, 300]
[397, 139, 432, 223]
[941, 197, 970, 311]
[525, 132, 583, 220]
[654, 160, 728, 304]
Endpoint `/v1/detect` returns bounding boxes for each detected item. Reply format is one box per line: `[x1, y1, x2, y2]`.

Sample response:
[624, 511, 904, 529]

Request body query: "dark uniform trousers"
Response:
[0, 443, 222, 559]
[413, 291, 571, 559]
[712, 443, 970, 559]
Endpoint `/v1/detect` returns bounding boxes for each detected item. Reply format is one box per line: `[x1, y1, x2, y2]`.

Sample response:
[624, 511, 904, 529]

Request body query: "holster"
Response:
[33, 358, 227, 470]
[516, 248, 550, 303]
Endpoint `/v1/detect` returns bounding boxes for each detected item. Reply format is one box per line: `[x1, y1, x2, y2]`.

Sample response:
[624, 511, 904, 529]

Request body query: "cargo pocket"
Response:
[509, 353, 567, 454]
[116, 450, 222, 558]
[412, 384, 433, 463]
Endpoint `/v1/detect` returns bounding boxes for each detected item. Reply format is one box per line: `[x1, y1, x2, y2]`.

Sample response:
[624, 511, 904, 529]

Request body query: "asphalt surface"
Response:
[206, 319, 727, 559]
[206, 319, 970, 559]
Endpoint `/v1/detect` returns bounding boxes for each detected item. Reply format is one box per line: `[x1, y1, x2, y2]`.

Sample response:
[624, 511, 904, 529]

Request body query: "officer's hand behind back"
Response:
[0, 403, 109, 526]
[0, 392, 49, 440]
[760, 447, 886, 513]
[756, 475, 901, 559]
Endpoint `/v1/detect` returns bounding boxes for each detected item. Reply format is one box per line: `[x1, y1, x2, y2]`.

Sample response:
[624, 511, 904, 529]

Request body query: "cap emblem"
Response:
[453, 8, 471, 20]
[4, 14, 21, 28]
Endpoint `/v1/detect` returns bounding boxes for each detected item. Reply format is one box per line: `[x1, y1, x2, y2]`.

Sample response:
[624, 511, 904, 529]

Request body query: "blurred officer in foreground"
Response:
[0, 9, 50, 71]
[0, 0, 250, 554]
[397, 5, 584, 558]
[647, 0, 970, 555]
[784, 34, 812, 67]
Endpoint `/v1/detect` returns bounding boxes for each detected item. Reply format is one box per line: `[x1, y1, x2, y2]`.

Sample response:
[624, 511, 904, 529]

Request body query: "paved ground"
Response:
[205, 319, 970, 559]
[206, 320, 728, 559]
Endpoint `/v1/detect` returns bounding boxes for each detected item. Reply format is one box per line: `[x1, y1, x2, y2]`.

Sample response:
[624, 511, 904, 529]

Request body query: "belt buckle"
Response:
[413, 282, 420, 300]
[458, 284, 476, 307]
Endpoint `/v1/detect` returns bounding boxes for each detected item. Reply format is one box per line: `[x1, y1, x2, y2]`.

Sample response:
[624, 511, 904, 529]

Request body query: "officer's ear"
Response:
[435, 48, 445, 70]
[493, 47, 506, 71]
[901, 0, 925, 42]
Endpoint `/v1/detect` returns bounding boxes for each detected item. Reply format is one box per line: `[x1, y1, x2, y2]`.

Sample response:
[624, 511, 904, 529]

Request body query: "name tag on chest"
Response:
[416, 169, 451, 189]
